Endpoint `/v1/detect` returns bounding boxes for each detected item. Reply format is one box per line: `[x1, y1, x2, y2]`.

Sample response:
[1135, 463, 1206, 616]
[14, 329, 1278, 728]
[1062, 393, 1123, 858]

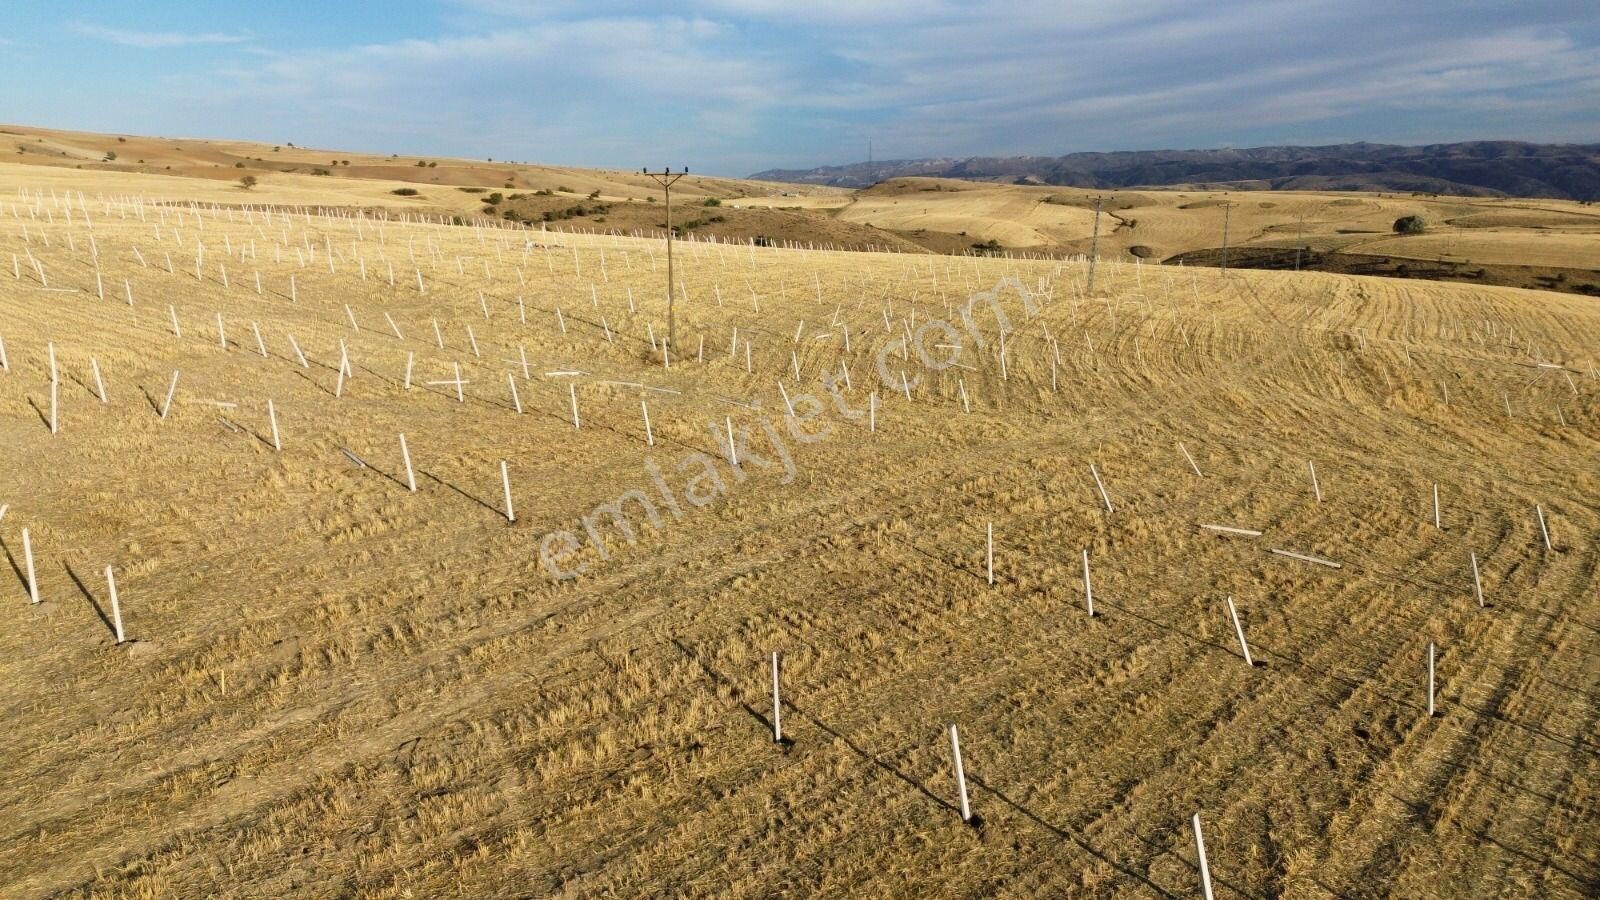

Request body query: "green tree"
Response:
[1393, 215, 1427, 235]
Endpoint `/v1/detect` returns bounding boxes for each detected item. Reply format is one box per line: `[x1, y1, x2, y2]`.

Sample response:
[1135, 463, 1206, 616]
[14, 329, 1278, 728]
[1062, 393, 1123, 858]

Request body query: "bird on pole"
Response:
[643, 167, 689, 354]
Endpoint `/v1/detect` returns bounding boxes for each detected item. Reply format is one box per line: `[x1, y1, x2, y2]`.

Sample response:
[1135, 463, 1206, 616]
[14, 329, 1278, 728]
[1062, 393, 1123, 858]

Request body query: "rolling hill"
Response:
[751, 141, 1600, 200]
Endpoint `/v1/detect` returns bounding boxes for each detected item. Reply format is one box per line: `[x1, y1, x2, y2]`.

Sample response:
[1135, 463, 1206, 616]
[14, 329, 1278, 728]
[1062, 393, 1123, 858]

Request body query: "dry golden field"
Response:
[1, 159, 1598, 899]
[744, 178, 1600, 273]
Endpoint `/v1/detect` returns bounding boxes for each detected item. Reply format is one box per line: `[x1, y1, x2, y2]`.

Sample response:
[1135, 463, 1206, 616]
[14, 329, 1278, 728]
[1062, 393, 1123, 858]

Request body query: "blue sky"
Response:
[1, 1, 1596, 176]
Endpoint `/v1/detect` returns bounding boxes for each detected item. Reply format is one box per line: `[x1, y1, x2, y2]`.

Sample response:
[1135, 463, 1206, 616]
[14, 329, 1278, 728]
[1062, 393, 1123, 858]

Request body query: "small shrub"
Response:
[416, 160, 428, 167]
[391, 187, 419, 196]
[703, 197, 721, 207]
[588, 189, 601, 199]
[235, 161, 246, 168]
[239, 175, 258, 190]
[311, 167, 331, 176]
[484, 192, 504, 205]
[557, 185, 573, 193]
[428, 162, 437, 167]
[534, 188, 554, 196]
[1393, 215, 1427, 235]
[104, 150, 117, 161]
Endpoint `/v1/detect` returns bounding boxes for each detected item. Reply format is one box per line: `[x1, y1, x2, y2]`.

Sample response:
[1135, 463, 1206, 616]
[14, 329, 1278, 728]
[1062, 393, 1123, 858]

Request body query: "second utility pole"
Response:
[643, 167, 688, 354]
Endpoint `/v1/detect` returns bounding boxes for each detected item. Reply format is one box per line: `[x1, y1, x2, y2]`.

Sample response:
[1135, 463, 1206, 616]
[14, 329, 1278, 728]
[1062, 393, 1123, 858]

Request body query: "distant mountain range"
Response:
[751, 141, 1600, 200]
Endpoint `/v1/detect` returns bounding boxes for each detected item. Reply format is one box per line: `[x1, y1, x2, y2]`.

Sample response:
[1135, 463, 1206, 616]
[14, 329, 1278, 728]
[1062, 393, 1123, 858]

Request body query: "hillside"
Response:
[734, 177, 1600, 295]
[1, 161, 1598, 897]
[751, 141, 1600, 200]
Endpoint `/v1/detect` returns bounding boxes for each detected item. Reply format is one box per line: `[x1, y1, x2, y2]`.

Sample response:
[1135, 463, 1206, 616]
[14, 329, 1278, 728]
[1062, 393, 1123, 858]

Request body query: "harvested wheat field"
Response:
[2, 162, 1599, 899]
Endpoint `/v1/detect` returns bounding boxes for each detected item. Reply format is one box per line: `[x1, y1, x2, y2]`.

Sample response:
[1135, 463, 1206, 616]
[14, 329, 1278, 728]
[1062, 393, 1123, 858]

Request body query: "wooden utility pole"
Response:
[643, 167, 688, 352]
[1219, 199, 1239, 272]
[1087, 195, 1108, 295]
[1294, 214, 1305, 271]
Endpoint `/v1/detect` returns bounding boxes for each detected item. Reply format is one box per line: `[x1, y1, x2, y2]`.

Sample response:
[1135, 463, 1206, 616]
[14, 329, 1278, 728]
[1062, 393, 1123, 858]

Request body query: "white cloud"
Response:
[72, 23, 251, 49]
[60, 2, 1600, 173]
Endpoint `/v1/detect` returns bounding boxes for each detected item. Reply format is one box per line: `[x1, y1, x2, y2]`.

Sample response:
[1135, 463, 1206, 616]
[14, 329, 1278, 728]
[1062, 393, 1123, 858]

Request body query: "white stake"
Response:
[869, 391, 877, 433]
[1427, 641, 1436, 717]
[169, 305, 181, 339]
[399, 433, 416, 492]
[642, 399, 654, 446]
[1536, 504, 1552, 551]
[216, 312, 227, 350]
[404, 352, 415, 390]
[264, 398, 281, 451]
[949, 724, 972, 824]
[1432, 483, 1441, 529]
[570, 383, 581, 429]
[105, 566, 125, 644]
[1227, 596, 1254, 667]
[288, 335, 308, 368]
[1308, 460, 1322, 502]
[1192, 814, 1215, 900]
[1179, 442, 1203, 477]
[252, 322, 267, 357]
[726, 417, 738, 465]
[1082, 549, 1095, 617]
[500, 460, 515, 523]
[771, 651, 783, 743]
[502, 371, 522, 413]
[22, 528, 39, 604]
[160, 370, 180, 420]
[1090, 463, 1113, 513]
[1470, 552, 1484, 608]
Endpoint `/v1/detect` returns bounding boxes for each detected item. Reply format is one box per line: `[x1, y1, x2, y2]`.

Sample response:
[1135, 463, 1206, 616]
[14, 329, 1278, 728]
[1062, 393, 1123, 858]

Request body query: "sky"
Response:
[1, 1, 1596, 176]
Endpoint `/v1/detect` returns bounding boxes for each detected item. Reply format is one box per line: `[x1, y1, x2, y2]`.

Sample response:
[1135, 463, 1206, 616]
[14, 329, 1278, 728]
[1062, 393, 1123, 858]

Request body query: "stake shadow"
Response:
[63, 561, 116, 639]
[670, 637, 956, 815]
[419, 470, 501, 518]
[671, 638, 774, 735]
[291, 368, 337, 398]
[966, 774, 1181, 898]
[25, 397, 52, 431]
[0, 534, 28, 594]
[1468, 825, 1597, 893]
[139, 385, 163, 416]
[361, 459, 413, 493]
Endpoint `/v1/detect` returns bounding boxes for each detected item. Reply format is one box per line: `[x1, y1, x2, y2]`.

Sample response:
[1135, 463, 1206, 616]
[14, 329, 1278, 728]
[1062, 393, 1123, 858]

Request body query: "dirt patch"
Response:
[1165, 246, 1600, 296]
